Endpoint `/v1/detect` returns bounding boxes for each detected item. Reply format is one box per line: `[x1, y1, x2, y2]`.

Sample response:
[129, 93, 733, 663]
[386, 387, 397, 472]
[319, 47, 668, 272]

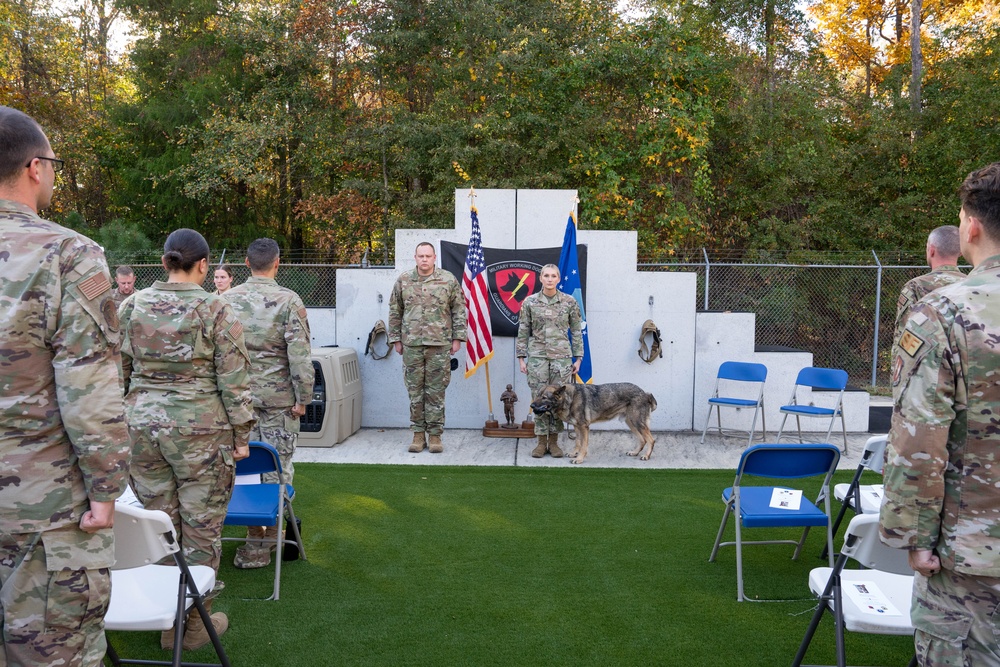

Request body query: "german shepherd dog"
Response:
[530, 383, 657, 464]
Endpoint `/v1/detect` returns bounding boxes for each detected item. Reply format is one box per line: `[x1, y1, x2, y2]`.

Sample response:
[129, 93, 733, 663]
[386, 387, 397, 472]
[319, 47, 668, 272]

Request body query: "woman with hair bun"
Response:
[119, 228, 255, 651]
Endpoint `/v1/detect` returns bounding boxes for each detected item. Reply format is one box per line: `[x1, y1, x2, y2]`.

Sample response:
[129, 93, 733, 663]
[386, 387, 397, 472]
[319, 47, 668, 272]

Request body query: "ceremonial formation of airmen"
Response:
[5, 99, 1000, 667]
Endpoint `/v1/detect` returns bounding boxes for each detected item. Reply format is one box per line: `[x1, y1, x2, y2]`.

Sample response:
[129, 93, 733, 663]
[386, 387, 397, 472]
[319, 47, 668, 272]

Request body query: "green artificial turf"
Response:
[107, 464, 913, 666]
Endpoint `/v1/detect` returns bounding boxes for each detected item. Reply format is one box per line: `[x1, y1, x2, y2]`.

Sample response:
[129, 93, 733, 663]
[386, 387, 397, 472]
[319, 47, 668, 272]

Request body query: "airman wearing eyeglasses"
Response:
[0, 106, 130, 666]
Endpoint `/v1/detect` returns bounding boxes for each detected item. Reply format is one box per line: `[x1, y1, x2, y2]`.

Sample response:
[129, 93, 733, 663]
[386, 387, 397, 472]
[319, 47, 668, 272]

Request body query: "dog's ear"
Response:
[553, 385, 566, 397]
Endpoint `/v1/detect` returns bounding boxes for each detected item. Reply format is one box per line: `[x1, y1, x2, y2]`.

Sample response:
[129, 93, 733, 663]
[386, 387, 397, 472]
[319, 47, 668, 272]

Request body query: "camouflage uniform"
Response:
[120, 281, 254, 574]
[387, 268, 466, 436]
[0, 200, 131, 667]
[515, 291, 583, 435]
[225, 277, 314, 484]
[880, 254, 1000, 666]
[225, 277, 314, 568]
[111, 287, 133, 309]
[891, 265, 965, 359]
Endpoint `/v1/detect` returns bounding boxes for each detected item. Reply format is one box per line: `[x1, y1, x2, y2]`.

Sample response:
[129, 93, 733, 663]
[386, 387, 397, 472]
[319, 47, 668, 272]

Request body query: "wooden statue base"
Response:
[483, 421, 536, 438]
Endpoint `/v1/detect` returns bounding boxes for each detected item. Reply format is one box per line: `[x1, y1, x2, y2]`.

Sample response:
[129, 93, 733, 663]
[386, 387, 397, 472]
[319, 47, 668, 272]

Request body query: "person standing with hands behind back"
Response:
[0, 105, 131, 667]
[517, 263, 582, 458]
[119, 228, 255, 652]
[225, 238, 314, 570]
[388, 242, 466, 454]
[880, 162, 1000, 665]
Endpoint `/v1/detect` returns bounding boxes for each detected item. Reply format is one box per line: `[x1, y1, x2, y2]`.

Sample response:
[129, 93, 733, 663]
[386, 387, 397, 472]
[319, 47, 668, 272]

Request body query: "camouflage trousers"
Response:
[526, 356, 572, 436]
[912, 569, 1000, 666]
[129, 425, 236, 573]
[402, 344, 452, 436]
[0, 527, 111, 667]
[251, 406, 299, 485]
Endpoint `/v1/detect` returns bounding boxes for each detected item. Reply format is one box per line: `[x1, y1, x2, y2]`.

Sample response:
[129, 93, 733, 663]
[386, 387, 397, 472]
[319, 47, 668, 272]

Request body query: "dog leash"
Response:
[637, 319, 662, 364]
[365, 320, 392, 360]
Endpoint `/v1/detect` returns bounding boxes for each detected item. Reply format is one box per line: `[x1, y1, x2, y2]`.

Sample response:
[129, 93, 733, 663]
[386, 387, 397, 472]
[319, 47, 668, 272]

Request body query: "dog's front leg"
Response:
[571, 427, 589, 464]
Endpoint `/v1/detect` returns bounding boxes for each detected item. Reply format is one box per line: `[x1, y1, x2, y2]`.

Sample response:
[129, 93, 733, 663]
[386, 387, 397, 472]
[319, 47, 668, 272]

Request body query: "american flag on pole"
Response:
[463, 206, 494, 378]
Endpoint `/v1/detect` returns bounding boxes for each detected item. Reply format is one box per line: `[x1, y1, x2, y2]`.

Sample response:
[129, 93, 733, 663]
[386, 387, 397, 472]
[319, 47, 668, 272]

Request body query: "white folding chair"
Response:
[105, 502, 231, 667]
[792, 513, 916, 667]
[776, 367, 849, 453]
[822, 435, 887, 559]
[700, 361, 768, 446]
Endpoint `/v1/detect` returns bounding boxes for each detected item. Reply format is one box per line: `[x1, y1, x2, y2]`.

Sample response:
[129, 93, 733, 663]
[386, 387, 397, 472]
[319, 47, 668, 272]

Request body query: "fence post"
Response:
[702, 248, 710, 311]
[871, 250, 883, 388]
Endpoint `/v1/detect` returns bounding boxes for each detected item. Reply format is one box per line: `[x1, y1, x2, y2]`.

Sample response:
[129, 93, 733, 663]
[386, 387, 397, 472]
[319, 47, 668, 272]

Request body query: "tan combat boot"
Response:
[531, 435, 547, 458]
[428, 434, 443, 453]
[548, 433, 564, 458]
[182, 603, 229, 651]
[408, 432, 426, 453]
[160, 624, 178, 650]
[233, 525, 270, 569]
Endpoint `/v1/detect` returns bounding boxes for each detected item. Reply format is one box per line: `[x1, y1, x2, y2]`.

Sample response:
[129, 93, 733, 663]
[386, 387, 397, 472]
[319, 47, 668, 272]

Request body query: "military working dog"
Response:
[530, 383, 657, 464]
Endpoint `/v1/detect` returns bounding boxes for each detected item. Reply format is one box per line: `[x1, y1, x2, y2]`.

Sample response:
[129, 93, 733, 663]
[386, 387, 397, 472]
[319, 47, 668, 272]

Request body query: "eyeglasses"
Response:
[26, 156, 64, 173]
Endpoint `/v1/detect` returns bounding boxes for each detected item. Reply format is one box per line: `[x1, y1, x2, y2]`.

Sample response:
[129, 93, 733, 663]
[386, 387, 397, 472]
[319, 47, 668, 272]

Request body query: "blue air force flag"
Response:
[557, 213, 592, 384]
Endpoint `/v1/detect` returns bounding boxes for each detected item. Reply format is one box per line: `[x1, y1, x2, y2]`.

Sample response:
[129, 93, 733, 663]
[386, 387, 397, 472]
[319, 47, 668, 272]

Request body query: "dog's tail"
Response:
[647, 393, 657, 412]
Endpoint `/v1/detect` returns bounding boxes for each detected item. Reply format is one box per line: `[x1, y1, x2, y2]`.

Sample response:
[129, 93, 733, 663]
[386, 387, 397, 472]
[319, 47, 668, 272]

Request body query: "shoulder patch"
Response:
[79, 272, 112, 301]
[228, 319, 244, 341]
[899, 330, 926, 358]
[297, 306, 308, 320]
[101, 296, 120, 333]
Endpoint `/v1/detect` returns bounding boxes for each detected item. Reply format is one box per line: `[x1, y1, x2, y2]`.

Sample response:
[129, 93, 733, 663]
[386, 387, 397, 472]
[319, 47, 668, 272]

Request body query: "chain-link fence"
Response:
[641, 250, 951, 392]
[109, 255, 359, 308]
[111, 249, 947, 393]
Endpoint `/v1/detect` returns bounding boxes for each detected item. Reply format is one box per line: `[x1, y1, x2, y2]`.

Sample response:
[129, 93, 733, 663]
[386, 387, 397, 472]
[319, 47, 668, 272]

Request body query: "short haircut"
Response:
[116, 266, 135, 278]
[415, 241, 435, 254]
[927, 226, 960, 258]
[0, 106, 49, 186]
[162, 228, 210, 272]
[540, 263, 560, 277]
[246, 238, 280, 272]
[959, 162, 1000, 241]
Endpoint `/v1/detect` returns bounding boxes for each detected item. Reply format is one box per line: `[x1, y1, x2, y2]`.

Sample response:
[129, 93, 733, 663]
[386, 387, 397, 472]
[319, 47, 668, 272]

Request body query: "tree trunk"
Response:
[911, 0, 923, 121]
[764, 0, 775, 112]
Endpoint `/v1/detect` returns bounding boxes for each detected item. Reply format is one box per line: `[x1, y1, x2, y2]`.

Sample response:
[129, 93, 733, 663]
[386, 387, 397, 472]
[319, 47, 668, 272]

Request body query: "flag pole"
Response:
[467, 186, 496, 421]
[484, 360, 494, 415]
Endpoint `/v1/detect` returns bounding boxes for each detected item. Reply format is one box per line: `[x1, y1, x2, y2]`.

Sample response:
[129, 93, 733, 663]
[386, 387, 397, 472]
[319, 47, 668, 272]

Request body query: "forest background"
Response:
[2, 0, 999, 264]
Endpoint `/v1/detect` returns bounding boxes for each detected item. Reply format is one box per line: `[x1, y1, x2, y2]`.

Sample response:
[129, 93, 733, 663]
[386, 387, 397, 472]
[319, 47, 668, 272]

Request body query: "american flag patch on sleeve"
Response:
[79, 272, 112, 300]
[227, 319, 244, 340]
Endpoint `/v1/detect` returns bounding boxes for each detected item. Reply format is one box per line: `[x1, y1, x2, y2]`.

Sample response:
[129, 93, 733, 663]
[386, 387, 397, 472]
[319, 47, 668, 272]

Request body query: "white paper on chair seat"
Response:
[843, 580, 903, 616]
[769, 488, 802, 510]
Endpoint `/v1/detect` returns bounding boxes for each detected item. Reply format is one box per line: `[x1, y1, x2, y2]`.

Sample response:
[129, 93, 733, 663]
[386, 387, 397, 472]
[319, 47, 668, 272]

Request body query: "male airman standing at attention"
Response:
[225, 238, 314, 569]
[880, 162, 1000, 665]
[388, 242, 466, 453]
[891, 226, 963, 356]
[0, 105, 131, 666]
[112, 265, 136, 308]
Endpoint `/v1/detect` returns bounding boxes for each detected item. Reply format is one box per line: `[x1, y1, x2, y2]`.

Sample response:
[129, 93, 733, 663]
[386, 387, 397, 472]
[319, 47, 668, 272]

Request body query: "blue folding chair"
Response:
[776, 367, 849, 453]
[223, 441, 305, 601]
[709, 443, 841, 602]
[700, 361, 768, 446]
